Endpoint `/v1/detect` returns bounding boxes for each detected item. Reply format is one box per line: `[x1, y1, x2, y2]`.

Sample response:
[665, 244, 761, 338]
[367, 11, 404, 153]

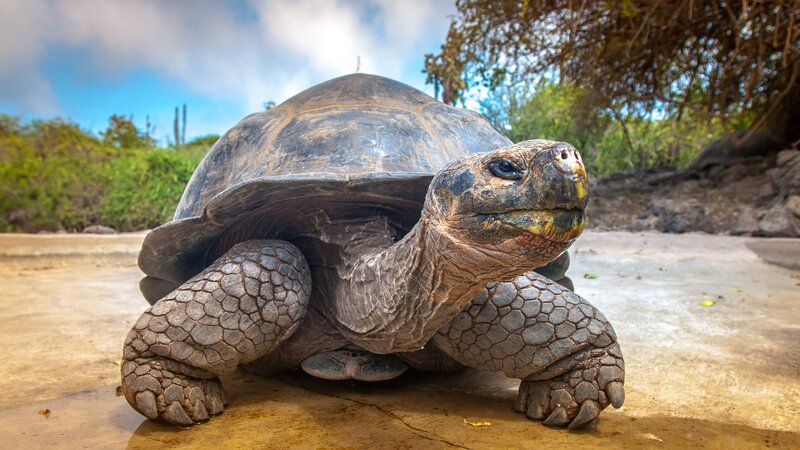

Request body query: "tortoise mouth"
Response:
[479, 208, 585, 242]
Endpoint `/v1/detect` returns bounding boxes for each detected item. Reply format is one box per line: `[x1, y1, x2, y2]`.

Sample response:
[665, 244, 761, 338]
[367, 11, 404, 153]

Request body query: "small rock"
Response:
[627, 215, 661, 232]
[786, 195, 800, 217]
[648, 198, 712, 233]
[776, 149, 800, 197]
[83, 225, 116, 234]
[731, 207, 761, 235]
[757, 204, 800, 237]
[776, 149, 800, 167]
[756, 182, 777, 205]
[717, 163, 750, 183]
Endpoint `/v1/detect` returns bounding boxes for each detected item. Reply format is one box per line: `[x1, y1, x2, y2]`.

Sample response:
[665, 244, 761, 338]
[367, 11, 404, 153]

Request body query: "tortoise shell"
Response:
[138, 73, 512, 303]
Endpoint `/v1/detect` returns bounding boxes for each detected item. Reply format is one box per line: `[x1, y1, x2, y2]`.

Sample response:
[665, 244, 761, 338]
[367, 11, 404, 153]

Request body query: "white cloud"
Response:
[0, 0, 455, 122]
[0, 0, 59, 113]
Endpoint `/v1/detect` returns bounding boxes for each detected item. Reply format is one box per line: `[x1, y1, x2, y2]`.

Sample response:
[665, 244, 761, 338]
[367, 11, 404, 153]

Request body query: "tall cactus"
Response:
[182, 103, 187, 146]
[173, 107, 179, 148]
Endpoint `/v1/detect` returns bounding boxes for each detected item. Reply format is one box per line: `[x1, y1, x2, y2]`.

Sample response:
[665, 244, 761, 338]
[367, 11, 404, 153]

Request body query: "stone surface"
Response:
[731, 206, 761, 235]
[638, 198, 712, 234]
[756, 204, 800, 237]
[776, 149, 800, 198]
[0, 232, 799, 448]
[786, 195, 800, 218]
[83, 225, 117, 234]
[588, 145, 800, 237]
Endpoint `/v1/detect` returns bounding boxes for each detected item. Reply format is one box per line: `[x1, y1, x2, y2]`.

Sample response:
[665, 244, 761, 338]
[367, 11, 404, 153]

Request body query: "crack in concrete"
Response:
[283, 380, 471, 449]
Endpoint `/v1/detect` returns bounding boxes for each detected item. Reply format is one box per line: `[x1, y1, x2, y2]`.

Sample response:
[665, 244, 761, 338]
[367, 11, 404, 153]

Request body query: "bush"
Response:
[480, 81, 724, 177]
[100, 146, 205, 230]
[0, 115, 211, 232]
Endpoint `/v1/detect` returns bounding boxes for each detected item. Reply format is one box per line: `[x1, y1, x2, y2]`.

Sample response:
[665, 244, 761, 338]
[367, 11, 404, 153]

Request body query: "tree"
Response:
[425, 0, 800, 144]
[101, 114, 154, 149]
[424, 24, 470, 105]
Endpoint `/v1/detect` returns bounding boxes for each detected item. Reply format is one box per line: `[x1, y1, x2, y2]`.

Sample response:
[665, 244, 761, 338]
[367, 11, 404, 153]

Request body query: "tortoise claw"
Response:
[568, 401, 600, 429]
[163, 401, 193, 426]
[526, 401, 546, 420]
[606, 381, 625, 408]
[135, 391, 158, 419]
[542, 406, 570, 427]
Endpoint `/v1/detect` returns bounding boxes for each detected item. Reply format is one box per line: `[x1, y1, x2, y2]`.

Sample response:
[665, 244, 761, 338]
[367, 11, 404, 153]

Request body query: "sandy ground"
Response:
[0, 231, 798, 449]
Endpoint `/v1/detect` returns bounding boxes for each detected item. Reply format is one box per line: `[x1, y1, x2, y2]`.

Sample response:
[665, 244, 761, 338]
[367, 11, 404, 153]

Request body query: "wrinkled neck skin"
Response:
[328, 213, 556, 354]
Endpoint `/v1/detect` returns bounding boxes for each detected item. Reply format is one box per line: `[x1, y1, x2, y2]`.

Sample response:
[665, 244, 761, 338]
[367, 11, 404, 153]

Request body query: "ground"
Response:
[0, 231, 798, 449]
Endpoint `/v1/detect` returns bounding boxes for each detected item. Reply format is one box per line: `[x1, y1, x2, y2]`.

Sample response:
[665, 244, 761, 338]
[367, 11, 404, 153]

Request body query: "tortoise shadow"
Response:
[126, 369, 800, 449]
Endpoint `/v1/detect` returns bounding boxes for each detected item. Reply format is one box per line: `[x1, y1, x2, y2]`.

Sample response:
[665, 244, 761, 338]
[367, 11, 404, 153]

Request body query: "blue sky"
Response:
[0, 0, 456, 144]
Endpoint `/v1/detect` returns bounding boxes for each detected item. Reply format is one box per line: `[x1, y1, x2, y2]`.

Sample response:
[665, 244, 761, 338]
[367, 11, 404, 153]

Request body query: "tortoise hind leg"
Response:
[121, 240, 311, 425]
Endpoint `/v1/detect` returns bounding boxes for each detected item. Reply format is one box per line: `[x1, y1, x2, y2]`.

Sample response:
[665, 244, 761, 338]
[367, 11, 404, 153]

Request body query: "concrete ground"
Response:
[0, 231, 798, 449]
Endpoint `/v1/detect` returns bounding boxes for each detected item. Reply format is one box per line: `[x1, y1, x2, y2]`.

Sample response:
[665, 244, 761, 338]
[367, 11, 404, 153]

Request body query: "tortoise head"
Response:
[425, 139, 588, 270]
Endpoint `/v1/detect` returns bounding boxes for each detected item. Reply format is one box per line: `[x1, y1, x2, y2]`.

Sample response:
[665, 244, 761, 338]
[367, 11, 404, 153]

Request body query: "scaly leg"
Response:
[433, 271, 624, 429]
[121, 240, 311, 425]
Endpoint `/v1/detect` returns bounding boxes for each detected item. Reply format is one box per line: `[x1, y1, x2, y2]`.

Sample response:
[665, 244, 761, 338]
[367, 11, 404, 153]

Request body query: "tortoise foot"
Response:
[515, 343, 625, 429]
[121, 357, 227, 426]
[301, 350, 408, 382]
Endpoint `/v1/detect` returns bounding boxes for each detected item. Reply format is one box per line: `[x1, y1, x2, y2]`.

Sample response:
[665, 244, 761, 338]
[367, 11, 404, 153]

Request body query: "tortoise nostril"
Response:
[560, 151, 569, 160]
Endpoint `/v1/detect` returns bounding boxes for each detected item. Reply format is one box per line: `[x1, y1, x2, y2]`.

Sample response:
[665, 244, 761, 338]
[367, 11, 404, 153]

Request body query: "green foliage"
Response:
[481, 82, 723, 176]
[429, 0, 800, 143]
[423, 23, 469, 105]
[100, 145, 205, 230]
[0, 114, 210, 232]
[101, 114, 155, 148]
[187, 134, 220, 148]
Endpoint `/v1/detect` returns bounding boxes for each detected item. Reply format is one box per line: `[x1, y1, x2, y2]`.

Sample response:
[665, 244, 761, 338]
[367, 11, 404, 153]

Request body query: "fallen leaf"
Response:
[699, 299, 716, 307]
[463, 419, 492, 427]
[731, 287, 742, 293]
[642, 433, 663, 442]
[583, 273, 598, 280]
[115, 386, 123, 397]
[38, 409, 50, 418]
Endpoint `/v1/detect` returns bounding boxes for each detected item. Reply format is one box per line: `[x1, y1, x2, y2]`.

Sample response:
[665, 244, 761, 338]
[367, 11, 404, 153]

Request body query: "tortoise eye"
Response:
[489, 158, 524, 180]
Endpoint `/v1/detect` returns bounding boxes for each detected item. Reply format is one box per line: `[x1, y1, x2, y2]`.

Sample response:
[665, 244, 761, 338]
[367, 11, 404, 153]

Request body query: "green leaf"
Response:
[583, 273, 598, 280]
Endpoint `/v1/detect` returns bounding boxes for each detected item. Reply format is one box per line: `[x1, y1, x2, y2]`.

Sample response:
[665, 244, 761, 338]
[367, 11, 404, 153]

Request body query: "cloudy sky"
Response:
[0, 0, 456, 143]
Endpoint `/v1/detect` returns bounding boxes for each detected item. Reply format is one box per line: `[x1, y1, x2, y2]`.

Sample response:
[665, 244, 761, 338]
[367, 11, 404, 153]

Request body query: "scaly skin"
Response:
[121, 240, 311, 425]
[330, 141, 586, 353]
[433, 271, 624, 428]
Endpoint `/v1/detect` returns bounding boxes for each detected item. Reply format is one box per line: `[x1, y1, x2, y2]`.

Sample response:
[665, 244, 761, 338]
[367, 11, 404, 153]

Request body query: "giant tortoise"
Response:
[122, 74, 625, 429]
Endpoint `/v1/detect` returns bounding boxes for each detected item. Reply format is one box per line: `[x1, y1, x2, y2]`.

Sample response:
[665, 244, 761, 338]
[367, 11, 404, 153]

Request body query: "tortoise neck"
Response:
[331, 215, 495, 353]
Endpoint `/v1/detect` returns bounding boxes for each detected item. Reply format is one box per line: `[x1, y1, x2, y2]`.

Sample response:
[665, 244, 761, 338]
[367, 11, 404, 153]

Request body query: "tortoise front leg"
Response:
[121, 240, 310, 425]
[432, 272, 624, 429]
